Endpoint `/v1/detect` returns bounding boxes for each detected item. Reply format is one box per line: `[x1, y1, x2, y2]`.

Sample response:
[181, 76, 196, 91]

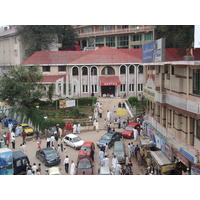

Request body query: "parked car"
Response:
[13, 151, 30, 175]
[0, 114, 6, 120]
[36, 148, 61, 166]
[122, 123, 141, 139]
[98, 166, 113, 175]
[76, 157, 93, 175]
[113, 141, 126, 164]
[20, 124, 34, 136]
[97, 131, 122, 149]
[63, 134, 84, 150]
[45, 167, 61, 175]
[78, 142, 95, 160]
[4, 117, 19, 127]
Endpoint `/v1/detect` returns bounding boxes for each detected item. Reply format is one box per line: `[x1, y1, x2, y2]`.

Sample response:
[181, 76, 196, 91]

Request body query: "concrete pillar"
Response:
[171, 109, 173, 128]
[186, 65, 189, 98]
[170, 65, 172, 92]
[166, 108, 168, 129]
[187, 116, 191, 144]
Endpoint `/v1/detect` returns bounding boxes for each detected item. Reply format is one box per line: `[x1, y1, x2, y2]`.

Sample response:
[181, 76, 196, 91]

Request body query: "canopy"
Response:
[99, 76, 121, 86]
[150, 151, 173, 166]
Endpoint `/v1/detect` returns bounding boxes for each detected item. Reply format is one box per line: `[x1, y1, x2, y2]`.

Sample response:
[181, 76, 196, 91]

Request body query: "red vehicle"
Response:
[76, 157, 93, 175]
[122, 123, 141, 139]
[78, 142, 95, 160]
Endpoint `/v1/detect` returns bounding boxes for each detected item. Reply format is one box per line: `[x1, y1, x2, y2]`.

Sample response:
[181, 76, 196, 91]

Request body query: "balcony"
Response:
[77, 26, 157, 38]
[156, 92, 200, 114]
[145, 115, 200, 164]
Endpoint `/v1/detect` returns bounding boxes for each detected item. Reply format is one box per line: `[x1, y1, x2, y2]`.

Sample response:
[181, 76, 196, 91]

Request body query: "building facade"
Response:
[74, 25, 157, 50]
[143, 49, 200, 174]
[22, 46, 144, 99]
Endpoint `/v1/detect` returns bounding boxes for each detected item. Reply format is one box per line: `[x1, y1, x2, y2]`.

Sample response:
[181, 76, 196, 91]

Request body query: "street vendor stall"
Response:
[150, 150, 176, 175]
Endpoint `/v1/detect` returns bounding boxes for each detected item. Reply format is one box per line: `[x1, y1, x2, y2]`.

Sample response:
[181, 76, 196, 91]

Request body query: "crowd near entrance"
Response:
[101, 86, 115, 97]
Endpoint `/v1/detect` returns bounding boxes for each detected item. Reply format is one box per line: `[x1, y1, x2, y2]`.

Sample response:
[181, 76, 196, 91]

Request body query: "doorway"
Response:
[101, 86, 115, 97]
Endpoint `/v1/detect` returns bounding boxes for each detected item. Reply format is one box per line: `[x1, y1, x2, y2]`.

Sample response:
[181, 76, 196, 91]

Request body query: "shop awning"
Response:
[150, 151, 173, 166]
[99, 76, 121, 86]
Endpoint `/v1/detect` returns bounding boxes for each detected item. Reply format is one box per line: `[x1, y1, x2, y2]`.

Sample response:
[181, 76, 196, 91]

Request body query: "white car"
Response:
[45, 167, 61, 175]
[63, 134, 84, 150]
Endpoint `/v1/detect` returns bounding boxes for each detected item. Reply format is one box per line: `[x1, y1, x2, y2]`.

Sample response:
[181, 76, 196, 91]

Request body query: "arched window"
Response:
[120, 65, 126, 74]
[129, 65, 134, 74]
[138, 65, 143, 73]
[72, 67, 78, 76]
[101, 66, 115, 75]
[91, 67, 97, 75]
[82, 67, 88, 75]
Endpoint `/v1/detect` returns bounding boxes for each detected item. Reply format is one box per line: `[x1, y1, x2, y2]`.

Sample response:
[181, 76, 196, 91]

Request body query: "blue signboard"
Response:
[180, 148, 194, 163]
[142, 38, 165, 63]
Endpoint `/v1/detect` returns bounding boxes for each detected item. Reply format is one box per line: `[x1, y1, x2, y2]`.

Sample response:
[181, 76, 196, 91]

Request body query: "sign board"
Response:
[142, 38, 165, 63]
[59, 100, 76, 108]
[143, 87, 157, 102]
[117, 109, 126, 116]
[180, 148, 195, 163]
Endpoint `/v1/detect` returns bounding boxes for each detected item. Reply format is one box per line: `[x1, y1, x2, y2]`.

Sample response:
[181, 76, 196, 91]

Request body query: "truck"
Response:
[0, 148, 13, 175]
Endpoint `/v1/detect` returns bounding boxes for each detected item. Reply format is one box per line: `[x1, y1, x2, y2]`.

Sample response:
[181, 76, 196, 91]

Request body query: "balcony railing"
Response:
[156, 92, 200, 114]
[145, 115, 200, 163]
[77, 26, 156, 37]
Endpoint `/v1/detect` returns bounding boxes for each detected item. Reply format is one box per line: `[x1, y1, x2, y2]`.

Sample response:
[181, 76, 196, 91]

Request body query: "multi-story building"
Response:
[74, 25, 156, 50]
[143, 48, 200, 174]
[22, 46, 144, 98]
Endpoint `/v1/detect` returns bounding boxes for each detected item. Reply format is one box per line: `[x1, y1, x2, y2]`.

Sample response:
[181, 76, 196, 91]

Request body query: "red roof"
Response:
[41, 75, 66, 83]
[99, 76, 121, 86]
[22, 46, 200, 66]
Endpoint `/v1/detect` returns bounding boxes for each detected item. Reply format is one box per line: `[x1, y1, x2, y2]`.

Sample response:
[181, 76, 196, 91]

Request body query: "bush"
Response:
[128, 97, 139, 106]
[75, 97, 97, 106]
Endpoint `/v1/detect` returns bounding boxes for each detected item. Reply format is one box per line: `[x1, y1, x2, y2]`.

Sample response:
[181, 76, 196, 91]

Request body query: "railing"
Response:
[77, 26, 156, 37]
[145, 115, 200, 162]
[156, 92, 200, 114]
[125, 100, 136, 118]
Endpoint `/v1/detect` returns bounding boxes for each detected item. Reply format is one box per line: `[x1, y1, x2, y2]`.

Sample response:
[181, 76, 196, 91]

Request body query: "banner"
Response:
[143, 87, 157, 102]
[59, 100, 76, 108]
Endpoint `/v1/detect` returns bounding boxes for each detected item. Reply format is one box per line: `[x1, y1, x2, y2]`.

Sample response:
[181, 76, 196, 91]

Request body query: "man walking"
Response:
[63, 155, 69, 174]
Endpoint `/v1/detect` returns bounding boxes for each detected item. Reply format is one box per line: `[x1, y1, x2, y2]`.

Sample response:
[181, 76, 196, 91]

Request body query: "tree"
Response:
[0, 65, 43, 114]
[17, 25, 78, 58]
[47, 83, 55, 102]
[156, 25, 194, 49]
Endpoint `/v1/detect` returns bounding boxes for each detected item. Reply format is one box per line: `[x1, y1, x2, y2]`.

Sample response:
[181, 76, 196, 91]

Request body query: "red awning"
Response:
[99, 76, 121, 86]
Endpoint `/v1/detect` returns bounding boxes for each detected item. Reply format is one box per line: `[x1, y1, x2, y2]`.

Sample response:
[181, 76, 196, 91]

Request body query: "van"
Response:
[13, 151, 30, 175]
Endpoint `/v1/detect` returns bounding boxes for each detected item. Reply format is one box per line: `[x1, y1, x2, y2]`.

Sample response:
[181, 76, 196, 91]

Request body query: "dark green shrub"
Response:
[75, 97, 97, 106]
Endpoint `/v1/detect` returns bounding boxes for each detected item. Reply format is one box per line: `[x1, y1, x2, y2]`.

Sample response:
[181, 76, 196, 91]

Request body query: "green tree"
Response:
[47, 83, 55, 102]
[0, 65, 43, 114]
[156, 25, 194, 49]
[17, 25, 78, 58]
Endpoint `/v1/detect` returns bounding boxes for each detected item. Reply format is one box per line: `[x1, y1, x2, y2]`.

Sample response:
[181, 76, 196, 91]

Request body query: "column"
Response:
[170, 64, 172, 92]
[187, 116, 191, 145]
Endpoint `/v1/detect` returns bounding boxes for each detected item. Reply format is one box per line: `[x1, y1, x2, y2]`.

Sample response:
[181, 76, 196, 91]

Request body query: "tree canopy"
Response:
[0, 65, 43, 113]
[156, 25, 194, 49]
[17, 25, 78, 57]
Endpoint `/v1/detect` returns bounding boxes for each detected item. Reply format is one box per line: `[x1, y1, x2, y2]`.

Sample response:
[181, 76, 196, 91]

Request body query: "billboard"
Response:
[142, 38, 165, 63]
[59, 100, 76, 108]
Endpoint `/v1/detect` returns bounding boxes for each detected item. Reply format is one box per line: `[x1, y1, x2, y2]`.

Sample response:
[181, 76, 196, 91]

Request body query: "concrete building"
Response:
[22, 46, 144, 98]
[143, 48, 200, 174]
[74, 25, 157, 50]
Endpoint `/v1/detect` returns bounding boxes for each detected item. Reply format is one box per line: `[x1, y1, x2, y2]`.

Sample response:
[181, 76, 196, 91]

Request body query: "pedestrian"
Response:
[46, 137, 51, 148]
[70, 160, 75, 175]
[59, 137, 64, 151]
[130, 142, 134, 157]
[50, 135, 55, 147]
[18, 124, 23, 136]
[19, 144, 23, 152]
[22, 143, 27, 152]
[6, 132, 11, 147]
[99, 107, 103, 118]
[57, 144, 62, 157]
[90, 148, 94, 162]
[133, 127, 138, 141]
[8, 123, 13, 132]
[77, 123, 81, 134]
[135, 145, 140, 160]
[115, 163, 122, 175]
[3, 132, 7, 145]
[64, 147, 68, 157]
[103, 119, 107, 130]
[36, 169, 41, 175]
[63, 155, 69, 174]
[106, 110, 111, 122]
[103, 155, 110, 167]
[117, 117, 121, 129]
[128, 143, 131, 159]
[37, 137, 42, 149]
[105, 143, 109, 156]
[27, 167, 33, 175]
[98, 148, 104, 165]
[112, 155, 118, 173]
[38, 163, 41, 174]
[94, 119, 99, 132]
[118, 102, 121, 108]
[121, 118, 126, 129]
[107, 123, 111, 132]
[122, 102, 126, 109]
[22, 130, 26, 144]
[128, 160, 133, 174]
[32, 163, 38, 173]
[72, 123, 77, 134]
[11, 136, 15, 149]
[15, 125, 20, 137]
[125, 165, 130, 175]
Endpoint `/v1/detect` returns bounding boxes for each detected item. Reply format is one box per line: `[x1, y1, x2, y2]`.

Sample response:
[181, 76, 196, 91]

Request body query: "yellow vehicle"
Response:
[20, 124, 34, 136]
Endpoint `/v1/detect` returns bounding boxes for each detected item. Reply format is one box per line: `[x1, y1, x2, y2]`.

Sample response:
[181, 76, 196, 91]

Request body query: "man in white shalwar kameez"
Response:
[112, 155, 118, 173]
[103, 155, 110, 167]
[115, 163, 122, 175]
[73, 124, 77, 134]
[106, 110, 111, 122]
[98, 149, 104, 165]
[70, 161, 75, 175]
[133, 127, 138, 141]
